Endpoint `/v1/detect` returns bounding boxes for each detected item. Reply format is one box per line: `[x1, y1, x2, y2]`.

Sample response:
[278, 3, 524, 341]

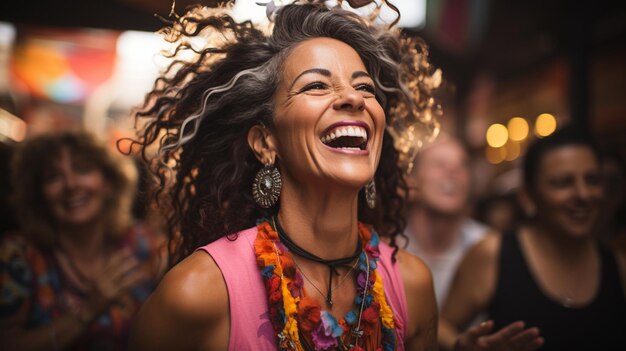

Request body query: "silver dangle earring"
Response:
[365, 179, 376, 209]
[252, 163, 282, 208]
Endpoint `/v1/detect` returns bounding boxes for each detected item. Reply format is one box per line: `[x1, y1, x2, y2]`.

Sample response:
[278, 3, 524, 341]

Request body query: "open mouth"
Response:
[320, 124, 368, 151]
[62, 194, 90, 210]
[565, 207, 595, 221]
[438, 181, 460, 195]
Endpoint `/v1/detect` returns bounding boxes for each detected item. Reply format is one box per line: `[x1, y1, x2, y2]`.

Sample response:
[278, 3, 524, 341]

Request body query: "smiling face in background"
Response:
[408, 138, 470, 215]
[532, 145, 603, 238]
[271, 37, 385, 191]
[42, 148, 110, 228]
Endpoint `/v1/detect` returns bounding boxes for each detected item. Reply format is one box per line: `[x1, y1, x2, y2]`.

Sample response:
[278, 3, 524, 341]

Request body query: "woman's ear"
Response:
[248, 125, 278, 165]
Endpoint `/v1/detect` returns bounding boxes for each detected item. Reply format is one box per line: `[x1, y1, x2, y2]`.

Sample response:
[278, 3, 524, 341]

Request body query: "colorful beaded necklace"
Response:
[254, 218, 398, 351]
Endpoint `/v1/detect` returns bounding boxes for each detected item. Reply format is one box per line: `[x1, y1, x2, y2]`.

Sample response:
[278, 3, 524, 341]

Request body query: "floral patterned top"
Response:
[0, 223, 165, 350]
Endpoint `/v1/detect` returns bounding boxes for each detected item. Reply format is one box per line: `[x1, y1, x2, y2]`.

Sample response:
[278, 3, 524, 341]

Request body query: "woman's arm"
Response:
[1, 310, 95, 351]
[0, 247, 146, 351]
[439, 234, 500, 349]
[129, 251, 230, 351]
[440, 233, 542, 351]
[0, 237, 89, 350]
[397, 249, 438, 351]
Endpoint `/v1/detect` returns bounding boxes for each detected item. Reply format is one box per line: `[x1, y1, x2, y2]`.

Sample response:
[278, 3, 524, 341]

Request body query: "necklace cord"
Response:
[273, 216, 362, 306]
[292, 254, 358, 302]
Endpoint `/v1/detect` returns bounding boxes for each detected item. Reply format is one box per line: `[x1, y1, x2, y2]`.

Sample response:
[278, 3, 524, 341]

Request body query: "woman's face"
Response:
[272, 37, 385, 189]
[42, 148, 110, 228]
[409, 139, 470, 214]
[532, 145, 603, 238]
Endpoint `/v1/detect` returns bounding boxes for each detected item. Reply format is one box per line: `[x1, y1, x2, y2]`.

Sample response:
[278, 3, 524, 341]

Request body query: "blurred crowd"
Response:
[0, 131, 167, 350]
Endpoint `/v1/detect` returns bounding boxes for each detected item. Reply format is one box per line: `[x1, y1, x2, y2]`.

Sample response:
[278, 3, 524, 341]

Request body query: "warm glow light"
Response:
[535, 113, 557, 137]
[0, 22, 16, 46]
[113, 31, 169, 108]
[233, 0, 426, 28]
[486, 123, 508, 148]
[232, 0, 277, 24]
[486, 146, 506, 164]
[507, 117, 529, 141]
[0, 109, 27, 142]
[504, 140, 521, 161]
[348, 0, 426, 28]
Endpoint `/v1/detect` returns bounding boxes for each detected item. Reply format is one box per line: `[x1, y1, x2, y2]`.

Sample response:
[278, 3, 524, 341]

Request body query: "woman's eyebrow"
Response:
[352, 71, 371, 80]
[289, 68, 331, 90]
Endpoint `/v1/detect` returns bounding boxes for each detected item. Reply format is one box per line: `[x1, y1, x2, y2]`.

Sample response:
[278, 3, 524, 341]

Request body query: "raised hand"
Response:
[80, 250, 147, 322]
[454, 320, 544, 351]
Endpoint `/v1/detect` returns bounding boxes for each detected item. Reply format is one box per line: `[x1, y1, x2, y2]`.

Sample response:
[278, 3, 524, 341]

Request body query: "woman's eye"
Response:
[301, 82, 328, 91]
[586, 173, 601, 186]
[43, 172, 61, 183]
[42, 170, 63, 184]
[356, 83, 376, 94]
[549, 177, 572, 188]
[73, 163, 96, 174]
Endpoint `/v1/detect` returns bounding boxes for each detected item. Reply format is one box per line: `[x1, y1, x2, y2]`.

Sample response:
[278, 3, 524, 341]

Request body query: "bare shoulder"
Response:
[454, 230, 502, 297]
[157, 250, 227, 317]
[463, 230, 501, 269]
[441, 231, 502, 329]
[396, 249, 434, 293]
[396, 249, 438, 351]
[130, 250, 229, 351]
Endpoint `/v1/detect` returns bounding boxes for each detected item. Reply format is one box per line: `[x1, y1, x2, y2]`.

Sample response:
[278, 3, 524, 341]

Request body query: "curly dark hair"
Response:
[131, 1, 440, 262]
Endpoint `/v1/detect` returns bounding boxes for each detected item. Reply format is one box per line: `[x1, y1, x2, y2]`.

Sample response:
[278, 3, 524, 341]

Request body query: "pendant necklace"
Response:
[272, 216, 362, 306]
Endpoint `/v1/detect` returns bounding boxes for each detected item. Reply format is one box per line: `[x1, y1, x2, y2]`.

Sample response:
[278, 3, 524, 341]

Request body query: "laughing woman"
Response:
[130, 1, 439, 350]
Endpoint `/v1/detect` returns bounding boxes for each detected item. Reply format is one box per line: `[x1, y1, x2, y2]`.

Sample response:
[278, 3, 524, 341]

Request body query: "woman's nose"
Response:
[333, 86, 365, 112]
[575, 180, 595, 201]
[63, 172, 78, 189]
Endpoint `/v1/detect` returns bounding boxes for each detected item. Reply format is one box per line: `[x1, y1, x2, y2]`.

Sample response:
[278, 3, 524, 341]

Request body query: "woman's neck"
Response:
[277, 182, 361, 261]
[407, 205, 464, 255]
[524, 223, 595, 261]
[56, 221, 108, 261]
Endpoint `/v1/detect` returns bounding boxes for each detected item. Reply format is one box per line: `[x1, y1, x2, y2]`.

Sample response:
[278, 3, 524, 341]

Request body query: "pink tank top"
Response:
[198, 226, 408, 351]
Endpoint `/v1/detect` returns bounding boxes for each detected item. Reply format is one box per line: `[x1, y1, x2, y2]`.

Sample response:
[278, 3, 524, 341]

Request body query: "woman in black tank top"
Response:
[439, 126, 626, 351]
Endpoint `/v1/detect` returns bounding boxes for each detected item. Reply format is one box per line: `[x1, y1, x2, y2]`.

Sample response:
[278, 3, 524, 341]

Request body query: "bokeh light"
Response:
[535, 113, 557, 137]
[486, 145, 506, 164]
[0, 109, 27, 142]
[507, 117, 529, 141]
[504, 140, 521, 161]
[486, 123, 508, 148]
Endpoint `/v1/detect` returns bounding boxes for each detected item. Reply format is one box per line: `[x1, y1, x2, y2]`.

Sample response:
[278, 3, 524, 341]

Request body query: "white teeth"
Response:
[321, 126, 368, 144]
[64, 196, 89, 209]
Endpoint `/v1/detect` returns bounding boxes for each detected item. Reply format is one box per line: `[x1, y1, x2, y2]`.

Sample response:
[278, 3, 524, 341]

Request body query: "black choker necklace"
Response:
[272, 216, 362, 306]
